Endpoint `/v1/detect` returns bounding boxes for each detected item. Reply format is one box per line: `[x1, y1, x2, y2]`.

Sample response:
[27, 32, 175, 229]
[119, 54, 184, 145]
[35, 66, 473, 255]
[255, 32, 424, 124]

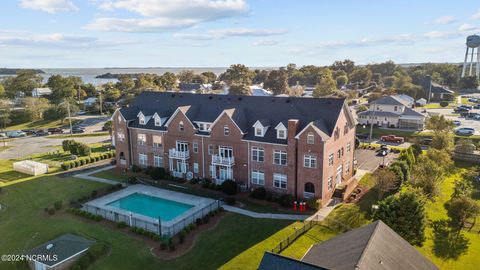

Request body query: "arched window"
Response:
[304, 182, 315, 194]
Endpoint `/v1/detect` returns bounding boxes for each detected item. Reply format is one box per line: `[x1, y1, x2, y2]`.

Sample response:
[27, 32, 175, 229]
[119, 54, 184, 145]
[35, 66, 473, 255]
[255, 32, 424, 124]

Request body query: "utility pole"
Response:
[66, 99, 73, 136]
[99, 88, 103, 116]
[369, 101, 376, 145]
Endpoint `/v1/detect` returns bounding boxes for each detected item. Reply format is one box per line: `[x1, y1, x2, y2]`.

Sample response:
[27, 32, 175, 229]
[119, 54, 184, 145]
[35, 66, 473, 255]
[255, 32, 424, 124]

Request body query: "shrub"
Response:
[48, 208, 55, 215]
[209, 183, 216, 189]
[306, 198, 320, 210]
[224, 196, 236, 206]
[201, 179, 212, 188]
[74, 160, 80, 167]
[90, 156, 95, 163]
[195, 218, 202, 226]
[61, 163, 70, 170]
[221, 180, 238, 195]
[179, 230, 187, 244]
[250, 187, 267, 200]
[95, 156, 100, 162]
[77, 254, 91, 269]
[132, 165, 142, 172]
[149, 167, 166, 180]
[54, 201, 63, 210]
[278, 194, 294, 208]
[439, 101, 449, 107]
[202, 215, 210, 224]
[80, 159, 85, 166]
[76, 143, 91, 156]
[189, 223, 196, 230]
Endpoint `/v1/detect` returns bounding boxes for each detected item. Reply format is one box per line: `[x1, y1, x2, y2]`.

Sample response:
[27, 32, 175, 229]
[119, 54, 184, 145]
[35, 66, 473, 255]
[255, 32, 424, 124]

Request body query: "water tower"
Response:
[461, 35, 480, 79]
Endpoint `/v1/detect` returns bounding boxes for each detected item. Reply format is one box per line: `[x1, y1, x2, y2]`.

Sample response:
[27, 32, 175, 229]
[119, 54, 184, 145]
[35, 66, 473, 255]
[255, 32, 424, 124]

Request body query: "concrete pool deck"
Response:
[84, 184, 218, 232]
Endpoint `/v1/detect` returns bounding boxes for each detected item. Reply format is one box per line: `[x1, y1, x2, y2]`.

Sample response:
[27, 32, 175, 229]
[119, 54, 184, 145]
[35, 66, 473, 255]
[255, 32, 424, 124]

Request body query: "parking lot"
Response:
[426, 108, 480, 135]
[354, 148, 400, 172]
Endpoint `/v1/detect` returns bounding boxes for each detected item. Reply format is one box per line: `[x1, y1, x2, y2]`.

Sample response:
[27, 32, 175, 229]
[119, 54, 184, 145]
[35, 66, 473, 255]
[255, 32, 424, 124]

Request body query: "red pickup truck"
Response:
[380, 135, 404, 143]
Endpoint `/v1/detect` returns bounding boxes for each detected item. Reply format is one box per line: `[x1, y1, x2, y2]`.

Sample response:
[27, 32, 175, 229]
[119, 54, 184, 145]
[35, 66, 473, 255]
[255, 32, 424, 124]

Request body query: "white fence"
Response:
[13, 160, 49, 176]
[83, 200, 222, 237]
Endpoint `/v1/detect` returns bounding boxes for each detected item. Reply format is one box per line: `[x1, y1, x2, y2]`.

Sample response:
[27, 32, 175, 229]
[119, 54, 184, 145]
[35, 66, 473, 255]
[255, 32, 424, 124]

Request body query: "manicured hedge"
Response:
[61, 151, 115, 171]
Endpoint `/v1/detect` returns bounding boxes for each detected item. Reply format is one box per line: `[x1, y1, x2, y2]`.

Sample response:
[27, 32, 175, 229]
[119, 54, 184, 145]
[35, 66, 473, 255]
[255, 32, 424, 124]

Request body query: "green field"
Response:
[4, 119, 82, 131]
[47, 132, 110, 139]
[0, 175, 292, 270]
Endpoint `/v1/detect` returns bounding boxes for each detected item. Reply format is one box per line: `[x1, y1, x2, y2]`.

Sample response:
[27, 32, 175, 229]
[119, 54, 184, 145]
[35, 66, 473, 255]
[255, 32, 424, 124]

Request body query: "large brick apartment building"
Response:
[113, 92, 357, 205]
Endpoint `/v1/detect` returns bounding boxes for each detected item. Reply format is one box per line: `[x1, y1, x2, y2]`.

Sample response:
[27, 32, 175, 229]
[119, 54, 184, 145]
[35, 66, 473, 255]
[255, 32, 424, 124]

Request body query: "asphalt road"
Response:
[354, 149, 399, 172]
[426, 108, 480, 135]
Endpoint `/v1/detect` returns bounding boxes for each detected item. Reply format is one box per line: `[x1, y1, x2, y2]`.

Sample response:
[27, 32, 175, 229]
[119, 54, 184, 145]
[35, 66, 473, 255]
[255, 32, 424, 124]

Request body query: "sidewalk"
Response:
[73, 165, 124, 186]
[222, 205, 310, 220]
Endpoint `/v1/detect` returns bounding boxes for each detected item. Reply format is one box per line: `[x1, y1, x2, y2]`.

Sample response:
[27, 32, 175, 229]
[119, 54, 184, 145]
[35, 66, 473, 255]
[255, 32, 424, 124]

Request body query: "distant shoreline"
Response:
[0, 68, 45, 75]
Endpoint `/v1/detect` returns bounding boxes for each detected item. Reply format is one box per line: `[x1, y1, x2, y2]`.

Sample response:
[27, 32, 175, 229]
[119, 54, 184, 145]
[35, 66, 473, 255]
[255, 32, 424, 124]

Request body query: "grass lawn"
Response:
[4, 119, 82, 131]
[280, 225, 338, 259]
[423, 103, 454, 109]
[220, 221, 303, 270]
[47, 132, 110, 139]
[356, 126, 419, 139]
[91, 168, 130, 182]
[0, 175, 292, 270]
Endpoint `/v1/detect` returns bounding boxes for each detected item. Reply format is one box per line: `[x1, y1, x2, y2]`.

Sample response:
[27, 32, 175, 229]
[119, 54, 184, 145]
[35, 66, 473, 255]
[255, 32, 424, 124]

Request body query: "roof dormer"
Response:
[253, 119, 270, 137]
[274, 122, 287, 139]
[137, 111, 146, 125]
[153, 112, 162, 127]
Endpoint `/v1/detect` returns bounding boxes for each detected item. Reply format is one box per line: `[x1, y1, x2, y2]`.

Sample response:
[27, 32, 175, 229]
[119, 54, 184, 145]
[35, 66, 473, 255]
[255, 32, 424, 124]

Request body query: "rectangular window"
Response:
[208, 144, 214, 155]
[137, 133, 146, 146]
[193, 142, 199, 153]
[304, 155, 317, 168]
[328, 154, 334, 166]
[328, 176, 333, 191]
[273, 173, 287, 189]
[154, 155, 163, 167]
[346, 161, 350, 173]
[337, 149, 341, 158]
[341, 147, 344, 156]
[224, 125, 230, 136]
[277, 129, 286, 139]
[273, 150, 287, 166]
[255, 127, 263, 137]
[347, 142, 351, 152]
[251, 170, 265, 185]
[307, 132, 314, 144]
[153, 135, 162, 148]
[154, 117, 161, 126]
[139, 116, 145, 125]
[139, 153, 147, 166]
[193, 163, 199, 173]
[252, 147, 264, 162]
[179, 121, 184, 131]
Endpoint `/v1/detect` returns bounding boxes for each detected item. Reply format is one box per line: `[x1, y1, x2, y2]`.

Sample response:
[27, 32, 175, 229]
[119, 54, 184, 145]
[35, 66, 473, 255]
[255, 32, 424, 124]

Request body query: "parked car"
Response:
[0, 132, 6, 138]
[468, 98, 478, 103]
[474, 104, 480, 109]
[34, 129, 49, 136]
[377, 145, 390, 156]
[454, 107, 470, 113]
[461, 105, 473, 110]
[420, 138, 433, 145]
[356, 133, 369, 140]
[475, 115, 480, 120]
[47, 127, 63, 134]
[71, 127, 85, 134]
[465, 113, 479, 119]
[6, 130, 27, 138]
[453, 120, 461, 126]
[380, 134, 405, 143]
[455, 127, 475, 136]
[21, 129, 36, 135]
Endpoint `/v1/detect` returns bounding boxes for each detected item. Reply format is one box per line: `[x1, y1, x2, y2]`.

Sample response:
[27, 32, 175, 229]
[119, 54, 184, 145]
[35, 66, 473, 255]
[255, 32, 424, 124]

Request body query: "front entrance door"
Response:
[219, 167, 232, 180]
[176, 160, 186, 173]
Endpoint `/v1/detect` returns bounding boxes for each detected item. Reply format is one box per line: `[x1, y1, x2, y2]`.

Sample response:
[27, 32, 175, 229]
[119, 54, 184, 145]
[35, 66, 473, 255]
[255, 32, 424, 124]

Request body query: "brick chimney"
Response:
[287, 119, 299, 139]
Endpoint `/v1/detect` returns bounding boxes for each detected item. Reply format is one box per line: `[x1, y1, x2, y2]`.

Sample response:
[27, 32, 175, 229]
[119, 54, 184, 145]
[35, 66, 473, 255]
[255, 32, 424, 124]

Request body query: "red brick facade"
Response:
[113, 104, 356, 206]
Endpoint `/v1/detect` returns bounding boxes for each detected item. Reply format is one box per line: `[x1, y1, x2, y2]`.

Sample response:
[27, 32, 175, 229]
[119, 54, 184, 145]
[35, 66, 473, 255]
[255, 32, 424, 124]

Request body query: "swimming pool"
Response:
[107, 193, 193, 221]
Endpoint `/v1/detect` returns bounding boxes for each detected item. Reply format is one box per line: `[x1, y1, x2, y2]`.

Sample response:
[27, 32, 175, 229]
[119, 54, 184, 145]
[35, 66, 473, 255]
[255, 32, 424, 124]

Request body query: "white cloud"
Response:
[432, 15, 456, 24]
[88, 0, 248, 32]
[472, 9, 480, 19]
[19, 0, 78, 13]
[423, 30, 459, 39]
[173, 28, 287, 40]
[252, 38, 278, 46]
[459, 23, 477, 32]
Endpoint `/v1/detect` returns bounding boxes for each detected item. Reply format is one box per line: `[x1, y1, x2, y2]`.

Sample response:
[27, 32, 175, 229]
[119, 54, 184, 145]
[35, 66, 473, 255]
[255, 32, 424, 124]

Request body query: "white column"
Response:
[462, 47, 469, 77]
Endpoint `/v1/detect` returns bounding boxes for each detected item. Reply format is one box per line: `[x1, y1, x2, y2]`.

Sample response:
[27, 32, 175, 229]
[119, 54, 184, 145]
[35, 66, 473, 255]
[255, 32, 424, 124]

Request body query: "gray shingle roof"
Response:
[370, 96, 406, 106]
[121, 92, 346, 144]
[258, 252, 328, 270]
[401, 107, 425, 117]
[27, 234, 94, 267]
[357, 111, 400, 117]
[301, 221, 439, 270]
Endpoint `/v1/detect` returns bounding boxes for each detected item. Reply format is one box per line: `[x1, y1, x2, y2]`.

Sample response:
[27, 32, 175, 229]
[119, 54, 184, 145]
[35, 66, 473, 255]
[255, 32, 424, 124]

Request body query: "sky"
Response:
[0, 0, 480, 68]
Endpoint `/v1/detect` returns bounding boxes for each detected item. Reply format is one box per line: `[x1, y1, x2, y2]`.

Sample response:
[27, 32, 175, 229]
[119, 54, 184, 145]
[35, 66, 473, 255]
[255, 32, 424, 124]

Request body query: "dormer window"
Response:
[307, 132, 314, 144]
[196, 122, 213, 132]
[153, 113, 161, 126]
[179, 121, 184, 131]
[139, 115, 145, 125]
[275, 122, 287, 140]
[253, 120, 268, 137]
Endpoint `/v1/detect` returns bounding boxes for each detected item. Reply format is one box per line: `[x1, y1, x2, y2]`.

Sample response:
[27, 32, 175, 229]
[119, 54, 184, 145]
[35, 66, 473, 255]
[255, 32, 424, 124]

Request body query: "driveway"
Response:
[0, 134, 110, 159]
[354, 149, 399, 172]
[66, 115, 110, 133]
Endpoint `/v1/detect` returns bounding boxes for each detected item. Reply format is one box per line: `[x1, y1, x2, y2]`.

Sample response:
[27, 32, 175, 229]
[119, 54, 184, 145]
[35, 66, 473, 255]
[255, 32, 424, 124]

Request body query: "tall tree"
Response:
[373, 190, 426, 246]
[116, 74, 135, 92]
[445, 196, 480, 229]
[373, 168, 398, 199]
[253, 69, 270, 85]
[330, 59, 355, 75]
[313, 69, 336, 97]
[47, 75, 82, 103]
[178, 70, 195, 83]
[264, 69, 288, 95]
[221, 64, 254, 95]
[3, 70, 42, 98]
[350, 66, 372, 87]
[201, 71, 217, 83]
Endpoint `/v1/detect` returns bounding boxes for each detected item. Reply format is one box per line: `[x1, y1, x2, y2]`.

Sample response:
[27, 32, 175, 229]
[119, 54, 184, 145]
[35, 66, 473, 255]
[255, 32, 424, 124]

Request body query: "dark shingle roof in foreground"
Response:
[27, 234, 94, 267]
[301, 221, 439, 270]
[258, 252, 328, 270]
[121, 92, 347, 144]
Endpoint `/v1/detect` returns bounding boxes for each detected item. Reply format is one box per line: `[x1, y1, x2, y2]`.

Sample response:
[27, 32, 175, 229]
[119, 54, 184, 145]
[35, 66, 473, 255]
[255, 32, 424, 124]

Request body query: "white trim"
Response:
[295, 122, 330, 141]
[209, 109, 245, 135]
[128, 127, 165, 133]
[253, 121, 268, 137]
[241, 139, 288, 146]
[37, 247, 90, 268]
[164, 106, 196, 129]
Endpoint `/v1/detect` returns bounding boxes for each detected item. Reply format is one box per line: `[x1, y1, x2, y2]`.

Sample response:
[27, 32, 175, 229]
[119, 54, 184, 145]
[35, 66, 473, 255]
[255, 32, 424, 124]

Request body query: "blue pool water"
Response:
[107, 193, 193, 221]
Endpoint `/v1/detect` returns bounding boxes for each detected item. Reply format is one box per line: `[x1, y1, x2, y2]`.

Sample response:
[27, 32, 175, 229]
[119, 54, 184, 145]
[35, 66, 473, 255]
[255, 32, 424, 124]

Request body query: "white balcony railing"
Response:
[169, 148, 190, 159]
[212, 155, 235, 166]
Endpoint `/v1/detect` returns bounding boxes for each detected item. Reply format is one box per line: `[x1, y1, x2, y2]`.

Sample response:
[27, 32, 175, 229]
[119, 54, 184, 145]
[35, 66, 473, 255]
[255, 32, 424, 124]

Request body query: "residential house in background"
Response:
[357, 95, 426, 130]
[178, 83, 212, 93]
[113, 92, 357, 205]
[258, 220, 439, 270]
[421, 75, 454, 102]
[31, 87, 52, 98]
